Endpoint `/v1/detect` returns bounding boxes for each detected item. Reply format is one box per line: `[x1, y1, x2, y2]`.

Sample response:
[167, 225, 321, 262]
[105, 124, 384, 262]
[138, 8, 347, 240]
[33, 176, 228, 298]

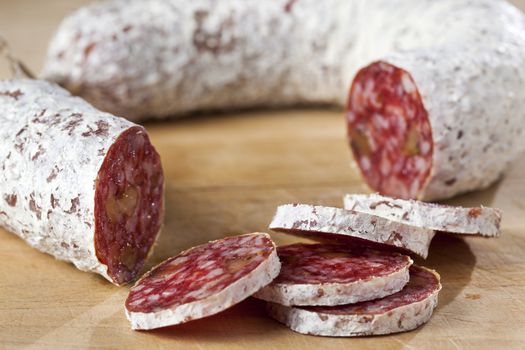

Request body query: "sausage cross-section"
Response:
[0, 79, 164, 285]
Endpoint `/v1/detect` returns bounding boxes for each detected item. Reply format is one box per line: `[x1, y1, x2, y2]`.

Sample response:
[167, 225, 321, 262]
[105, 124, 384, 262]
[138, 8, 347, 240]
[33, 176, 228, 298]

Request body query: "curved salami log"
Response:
[0, 79, 164, 285]
[269, 204, 435, 258]
[41, 0, 525, 200]
[344, 193, 502, 237]
[267, 265, 441, 337]
[125, 233, 281, 330]
[253, 243, 413, 306]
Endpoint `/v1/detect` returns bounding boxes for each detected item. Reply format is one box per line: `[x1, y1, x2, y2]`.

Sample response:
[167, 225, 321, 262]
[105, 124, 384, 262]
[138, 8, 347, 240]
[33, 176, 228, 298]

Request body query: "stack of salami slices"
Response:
[255, 196, 501, 336]
[124, 194, 501, 336]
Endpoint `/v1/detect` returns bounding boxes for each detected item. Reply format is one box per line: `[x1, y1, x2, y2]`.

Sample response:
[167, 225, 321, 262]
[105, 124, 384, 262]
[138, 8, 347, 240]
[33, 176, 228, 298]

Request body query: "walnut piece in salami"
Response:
[125, 233, 281, 330]
[344, 193, 502, 237]
[253, 243, 413, 306]
[0, 79, 164, 285]
[42, 0, 525, 201]
[267, 265, 441, 337]
[269, 204, 435, 258]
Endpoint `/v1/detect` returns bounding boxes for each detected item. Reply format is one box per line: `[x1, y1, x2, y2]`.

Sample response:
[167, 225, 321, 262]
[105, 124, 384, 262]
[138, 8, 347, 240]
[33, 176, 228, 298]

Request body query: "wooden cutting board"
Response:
[1, 1, 525, 349]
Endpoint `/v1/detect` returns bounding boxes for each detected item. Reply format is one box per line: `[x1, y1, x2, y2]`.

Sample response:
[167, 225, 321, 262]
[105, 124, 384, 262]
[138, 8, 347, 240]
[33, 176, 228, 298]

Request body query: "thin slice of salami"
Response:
[0, 79, 164, 285]
[269, 204, 435, 258]
[125, 233, 281, 330]
[267, 265, 441, 337]
[343, 193, 502, 237]
[253, 243, 413, 306]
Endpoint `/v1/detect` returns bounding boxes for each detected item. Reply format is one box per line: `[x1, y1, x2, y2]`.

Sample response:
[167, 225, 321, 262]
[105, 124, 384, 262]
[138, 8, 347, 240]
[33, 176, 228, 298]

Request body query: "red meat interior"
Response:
[347, 61, 433, 199]
[94, 126, 164, 285]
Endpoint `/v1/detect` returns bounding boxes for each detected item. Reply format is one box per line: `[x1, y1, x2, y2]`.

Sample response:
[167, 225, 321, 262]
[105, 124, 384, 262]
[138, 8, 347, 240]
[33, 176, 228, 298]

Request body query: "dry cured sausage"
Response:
[0, 79, 164, 285]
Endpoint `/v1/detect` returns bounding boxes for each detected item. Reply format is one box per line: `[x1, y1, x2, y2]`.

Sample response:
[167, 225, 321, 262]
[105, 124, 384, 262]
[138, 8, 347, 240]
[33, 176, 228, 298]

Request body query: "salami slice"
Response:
[269, 204, 435, 258]
[344, 193, 502, 237]
[253, 243, 413, 306]
[125, 233, 281, 330]
[267, 265, 441, 337]
[0, 79, 164, 285]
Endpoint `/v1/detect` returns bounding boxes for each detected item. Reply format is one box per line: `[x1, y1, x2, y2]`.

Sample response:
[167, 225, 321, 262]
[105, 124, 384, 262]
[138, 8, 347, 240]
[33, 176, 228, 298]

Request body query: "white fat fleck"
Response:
[380, 157, 391, 176]
[130, 298, 145, 306]
[347, 111, 356, 123]
[420, 141, 431, 155]
[360, 156, 371, 172]
[148, 294, 160, 302]
[206, 268, 225, 279]
[199, 260, 215, 269]
[372, 113, 389, 130]
[414, 157, 427, 172]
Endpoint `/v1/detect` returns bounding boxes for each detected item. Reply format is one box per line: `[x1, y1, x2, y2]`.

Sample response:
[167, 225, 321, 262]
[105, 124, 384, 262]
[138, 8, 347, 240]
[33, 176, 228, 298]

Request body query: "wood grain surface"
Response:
[1, 1, 525, 349]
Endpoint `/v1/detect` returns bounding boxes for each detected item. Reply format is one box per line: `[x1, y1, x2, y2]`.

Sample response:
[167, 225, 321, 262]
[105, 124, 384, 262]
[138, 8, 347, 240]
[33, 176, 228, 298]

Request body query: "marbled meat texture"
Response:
[125, 233, 281, 330]
[0, 79, 164, 285]
[253, 243, 413, 306]
[267, 265, 441, 336]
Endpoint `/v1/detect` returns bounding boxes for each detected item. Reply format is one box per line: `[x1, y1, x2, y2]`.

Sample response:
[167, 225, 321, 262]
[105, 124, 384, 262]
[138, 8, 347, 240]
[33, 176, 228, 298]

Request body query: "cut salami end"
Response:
[347, 61, 433, 200]
[343, 193, 502, 237]
[267, 265, 441, 337]
[125, 232, 281, 330]
[95, 126, 164, 285]
[253, 243, 413, 306]
[0, 79, 164, 285]
[269, 204, 435, 258]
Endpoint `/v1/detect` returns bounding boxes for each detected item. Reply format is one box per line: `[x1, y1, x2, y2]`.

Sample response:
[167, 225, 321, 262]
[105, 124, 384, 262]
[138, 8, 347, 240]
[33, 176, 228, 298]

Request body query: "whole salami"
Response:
[125, 233, 281, 330]
[253, 243, 413, 306]
[267, 265, 441, 337]
[41, 0, 525, 200]
[0, 79, 164, 285]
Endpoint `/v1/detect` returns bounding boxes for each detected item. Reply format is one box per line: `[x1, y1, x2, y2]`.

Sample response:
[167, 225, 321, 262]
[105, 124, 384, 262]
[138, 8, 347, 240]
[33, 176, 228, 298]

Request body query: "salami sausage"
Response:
[253, 243, 412, 306]
[125, 233, 281, 330]
[266, 265, 441, 337]
[41, 0, 525, 200]
[0, 79, 164, 285]
[344, 193, 502, 237]
[269, 204, 435, 258]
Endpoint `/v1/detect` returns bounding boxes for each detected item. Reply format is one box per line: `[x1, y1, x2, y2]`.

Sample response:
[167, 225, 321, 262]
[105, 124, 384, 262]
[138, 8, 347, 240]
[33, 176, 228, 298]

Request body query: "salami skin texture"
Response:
[253, 243, 413, 306]
[267, 265, 441, 337]
[269, 204, 435, 258]
[41, 0, 525, 200]
[0, 79, 164, 285]
[344, 193, 502, 237]
[125, 233, 281, 330]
